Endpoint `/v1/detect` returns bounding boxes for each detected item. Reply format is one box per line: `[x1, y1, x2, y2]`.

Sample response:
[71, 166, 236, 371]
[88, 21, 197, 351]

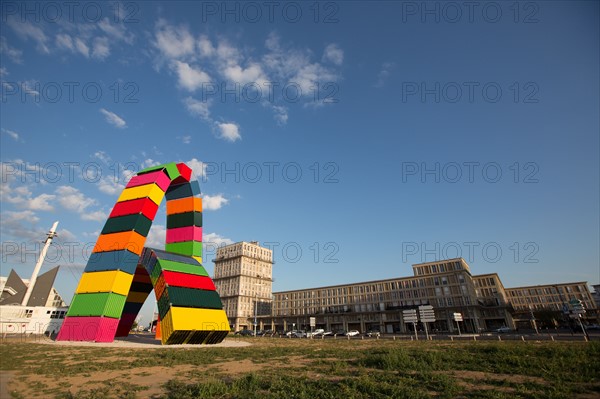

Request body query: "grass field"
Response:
[1, 337, 599, 398]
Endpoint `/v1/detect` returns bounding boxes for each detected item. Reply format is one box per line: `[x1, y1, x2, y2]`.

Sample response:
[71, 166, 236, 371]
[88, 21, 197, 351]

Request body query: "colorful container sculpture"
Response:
[56, 162, 230, 344]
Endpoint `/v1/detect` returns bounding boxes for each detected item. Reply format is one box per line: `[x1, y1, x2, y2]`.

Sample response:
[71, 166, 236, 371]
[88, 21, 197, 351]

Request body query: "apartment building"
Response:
[213, 241, 274, 331]
[270, 258, 513, 334]
[265, 258, 596, 333]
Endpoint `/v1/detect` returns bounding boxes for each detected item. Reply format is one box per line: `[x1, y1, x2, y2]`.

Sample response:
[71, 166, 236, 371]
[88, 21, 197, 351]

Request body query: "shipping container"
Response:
[155, 259, 208, 277]
[101, 214, 153, 236]
[92, 230, 146, 255]
[117, 183, 165, 206]
[173, 162, 192, 183]
[157, 286, 223, 318]
[84, 249, 139, 274]
[75, 270, 134, 296]
[67, 292, 127, 318]
[165, 241, 202, 257]
[166, 211, 202, 229]
[132, 265, 152, 284]
[115, 313, 137, 337]
[126, 170, 171, 191]
[149, 248, 201, 265]
[162, 270, 215, 291]
[165, 180, 201, 200]
[166, 226, 202, 244]
[126, 290, 150, 303]
[56, 316, 119, 342]
[109, 198, 159, 220]
[166, 197, 202, 215]
[138, 162, 180, 181]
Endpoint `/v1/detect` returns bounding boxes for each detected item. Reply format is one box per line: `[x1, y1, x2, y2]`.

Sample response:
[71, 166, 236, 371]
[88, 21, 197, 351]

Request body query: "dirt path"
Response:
[0, 371, 13, 399]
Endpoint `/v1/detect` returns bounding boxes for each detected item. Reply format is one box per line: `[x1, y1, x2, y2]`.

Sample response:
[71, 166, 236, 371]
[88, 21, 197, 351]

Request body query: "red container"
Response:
[163, 270, 216, 291]
[56, 316, 119, 342]
[166, 226, 202, 244]
[173, 163, 192, 184]
[126, 170, 171, 191]
[115, 313, 137, 337]
[109, 198, 159, 220]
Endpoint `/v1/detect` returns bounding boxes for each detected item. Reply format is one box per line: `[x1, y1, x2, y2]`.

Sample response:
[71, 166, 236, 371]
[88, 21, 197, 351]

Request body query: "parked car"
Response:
[494, 326, 511, 333]
[322, 331, 334, 336]
[286, 330, 307, 338]
[365, 330, 381, 338]
[234, 329, 255, 336]
[586, 324, 600, 330]
[307, 329, 325, 337]
[346, 330, 360, 337]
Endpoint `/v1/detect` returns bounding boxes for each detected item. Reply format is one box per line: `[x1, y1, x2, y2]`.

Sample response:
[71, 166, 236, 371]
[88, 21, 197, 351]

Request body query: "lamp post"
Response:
[253, 276, 263, 336]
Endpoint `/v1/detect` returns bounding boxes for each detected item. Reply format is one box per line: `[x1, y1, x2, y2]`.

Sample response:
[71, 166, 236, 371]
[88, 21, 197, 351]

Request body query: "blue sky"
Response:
[1, 1, 598, 324]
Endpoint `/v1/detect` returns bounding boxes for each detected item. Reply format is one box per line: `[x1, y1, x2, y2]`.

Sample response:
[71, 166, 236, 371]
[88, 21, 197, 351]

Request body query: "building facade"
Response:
[263, 258, 597, 334]
[213, 241, 274, 331]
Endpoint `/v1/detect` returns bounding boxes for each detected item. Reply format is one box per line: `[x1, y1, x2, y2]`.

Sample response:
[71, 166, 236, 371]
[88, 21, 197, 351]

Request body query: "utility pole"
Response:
[22, 221, 58, 306]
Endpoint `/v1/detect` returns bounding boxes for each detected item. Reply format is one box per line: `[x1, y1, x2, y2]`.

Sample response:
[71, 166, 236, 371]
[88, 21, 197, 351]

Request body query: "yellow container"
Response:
[75, 270, 134, 296]
[117, 183, 165, 206]
[192, 255, 203, 265]
[126, 290, 150, 303]
[160, 307, 229, 345]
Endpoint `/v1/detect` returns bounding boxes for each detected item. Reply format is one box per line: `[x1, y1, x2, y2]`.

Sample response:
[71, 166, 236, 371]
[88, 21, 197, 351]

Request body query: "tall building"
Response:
[213, 241, 274, 331]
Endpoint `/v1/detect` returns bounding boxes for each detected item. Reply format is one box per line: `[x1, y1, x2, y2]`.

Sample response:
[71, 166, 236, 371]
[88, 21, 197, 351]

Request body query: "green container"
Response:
[66, 292, 126, 318]
[157, 287, 223, 318]
[166, 212, 202, 228]
[165, 241, 202, 257]
[101, 214, 152, 236]
[138, 162, 180, 181]
[152, 259, 208, 280]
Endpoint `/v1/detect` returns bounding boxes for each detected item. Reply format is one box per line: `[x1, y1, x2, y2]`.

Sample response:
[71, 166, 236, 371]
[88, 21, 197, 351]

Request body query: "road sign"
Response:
[402, 309, 418, 322]
[453, 312, 463, 322]
[418, 305, 436, 322]
[310, 317, 316, 327]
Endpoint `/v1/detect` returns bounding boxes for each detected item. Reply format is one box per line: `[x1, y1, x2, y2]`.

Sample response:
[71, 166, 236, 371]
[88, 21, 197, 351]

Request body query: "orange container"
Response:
[167, 197, 202, 215]
[92, 231, 146, 255]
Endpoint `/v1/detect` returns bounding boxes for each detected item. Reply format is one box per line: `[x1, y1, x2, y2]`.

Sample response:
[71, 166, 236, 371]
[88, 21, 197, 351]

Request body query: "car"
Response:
[586, 324, 600, 330]
[322, 331, 334, 336]
[365, 330, 381, 338]
[307, 329, 325, 337]
[285, 330, 307, 338]
[234, 329, 255, 336]
[494, 326, 511, 333]
[346, 330, 360, 337]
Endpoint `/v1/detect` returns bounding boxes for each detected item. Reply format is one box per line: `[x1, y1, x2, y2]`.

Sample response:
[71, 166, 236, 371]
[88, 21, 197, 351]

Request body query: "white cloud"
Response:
[202, 194, 229, 210]
[55, 186, 97, 214]
[56, 33, 74, 51]
[184, 158, 207, 180]
[92, 37, 110, 60]
[270, 105, 288, 125]
[100, 108, 127, 129]
[198, 35, 215, 57]
[173, 60, 211, 91]
[183, 97, 211, 121]
[97, 176, 125, 195]
[222, 63, 268, 86]
[81, 209, 108, 222]
[180, 135, 191, 144]
[25, 193, 56, 211]
[93, 151, 111, 164]
[74, 38, 89, 57]
[323, 43, 344, 65]
[98, 18, 134, 44]
[0, 36, 23, 63]
[154, 21, 195, 59]
[375, 62, 395, 87]
[216, 122, 241, 142]
[203, 232, 234, 247]
[7, 19, 49, 54]
[145, 224, 166, 249]
[0, 67, 7, 77]
[1, 128, 21, 141]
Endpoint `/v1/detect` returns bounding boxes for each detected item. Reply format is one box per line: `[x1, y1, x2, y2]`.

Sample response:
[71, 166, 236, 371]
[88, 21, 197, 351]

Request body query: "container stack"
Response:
[141, 248, 229, 345]
[57, 163, 180, 342]
[57, 161, 229, 344]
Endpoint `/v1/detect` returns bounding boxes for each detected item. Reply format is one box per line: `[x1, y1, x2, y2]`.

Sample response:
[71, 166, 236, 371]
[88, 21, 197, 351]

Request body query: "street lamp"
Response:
[253, 276, 263, 336]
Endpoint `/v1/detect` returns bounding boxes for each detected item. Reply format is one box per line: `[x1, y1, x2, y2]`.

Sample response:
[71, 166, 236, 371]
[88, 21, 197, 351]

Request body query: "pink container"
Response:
[126, 170, 171, 191]
[166, 226, 202, 244]
[56, 316, 119, 342]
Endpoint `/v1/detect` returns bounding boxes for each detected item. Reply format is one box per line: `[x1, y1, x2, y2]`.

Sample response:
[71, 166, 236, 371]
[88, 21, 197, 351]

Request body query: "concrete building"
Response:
[213, 241, 274, 331]
[590, 284, 600, 309]
[270, 258, 513, 334]
[263, 258, 597, 333]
